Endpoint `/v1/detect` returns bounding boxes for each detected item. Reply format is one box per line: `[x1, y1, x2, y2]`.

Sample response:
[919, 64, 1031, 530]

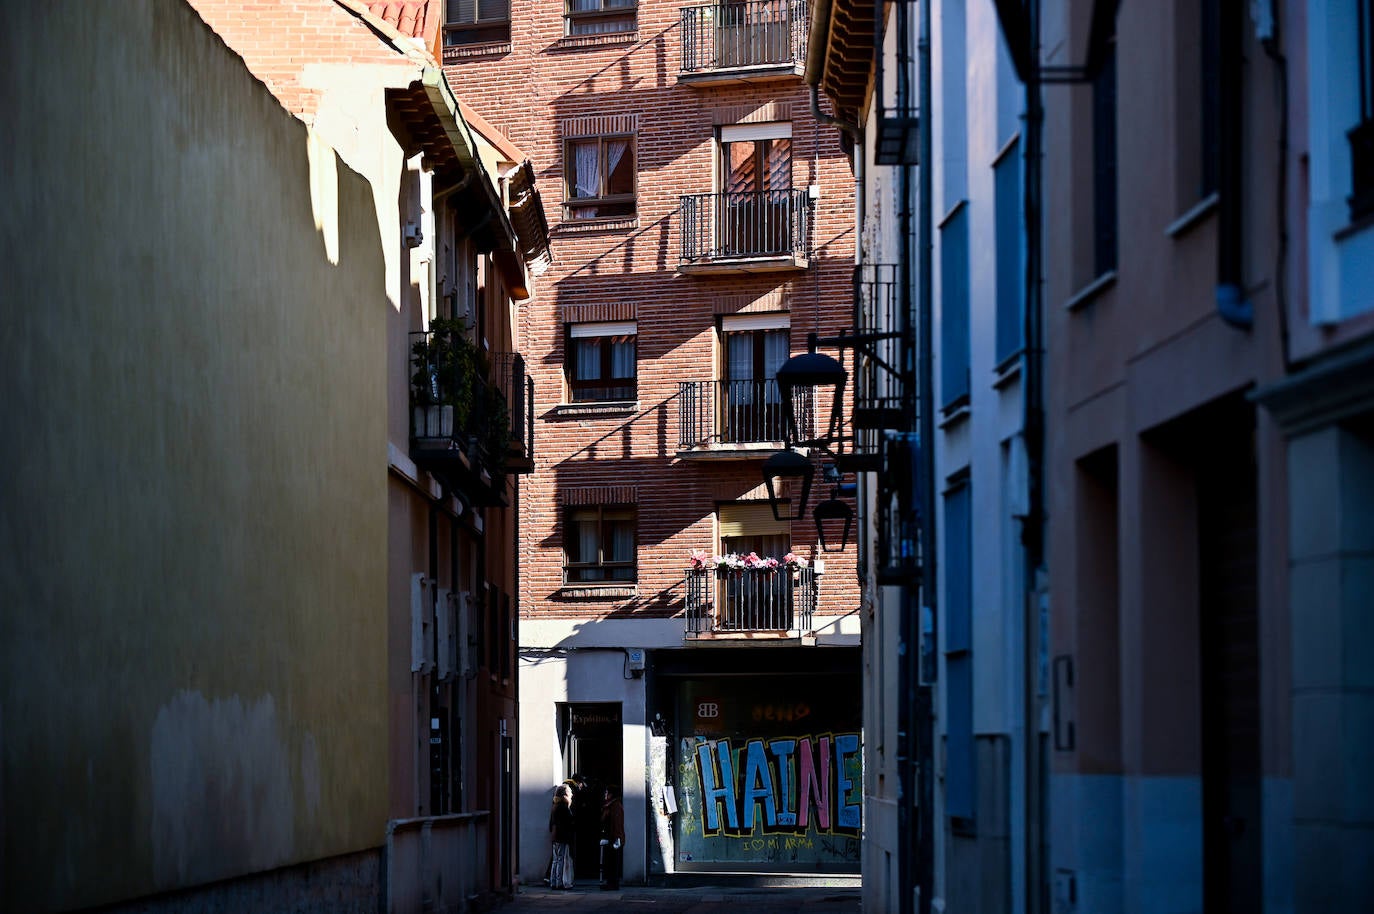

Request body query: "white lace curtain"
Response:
[727, 333, 755, 404]
[763, 330, 788, 402]
[609, 521, 635, 563]
[573, 142, 601, 199]
[567, 0, 634, 34]
[574, 339, 600, 380]
[610, 337, 635, 379]
[571, 139, 630, 218]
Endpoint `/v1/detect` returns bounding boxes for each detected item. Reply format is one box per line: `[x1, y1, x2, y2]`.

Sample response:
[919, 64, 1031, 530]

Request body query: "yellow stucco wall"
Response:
[0, 1, 389, 909]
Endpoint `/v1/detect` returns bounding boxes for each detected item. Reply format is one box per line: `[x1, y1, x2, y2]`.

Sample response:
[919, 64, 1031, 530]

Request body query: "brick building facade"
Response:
[443, 0, 862, 884]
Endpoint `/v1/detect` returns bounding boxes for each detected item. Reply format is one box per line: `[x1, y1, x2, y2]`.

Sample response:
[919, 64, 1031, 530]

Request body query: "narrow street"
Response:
[496, 883, 861, 913]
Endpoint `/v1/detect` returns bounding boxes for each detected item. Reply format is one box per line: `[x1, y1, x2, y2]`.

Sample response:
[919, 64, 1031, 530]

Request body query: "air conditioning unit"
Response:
[410, 573, 434, 675]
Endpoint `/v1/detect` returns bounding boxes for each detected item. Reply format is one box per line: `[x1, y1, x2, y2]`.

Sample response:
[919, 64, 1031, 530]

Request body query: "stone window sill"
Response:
[551, 401, 639, 418]
[556, 585, 637, 600]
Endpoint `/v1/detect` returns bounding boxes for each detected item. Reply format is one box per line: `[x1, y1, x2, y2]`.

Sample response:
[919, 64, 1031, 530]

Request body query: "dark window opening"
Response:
[1200, 0, 1221, 198]
[565, 0, 636, 35]
[565, 135, 636, 219]
[1351, 0, 1374, 220]
[940, 204, 971, 407]
[721, 328, 789, 442]
[1092, 35, 1118, 276]
[568, 331, 636, 402]
[444, 0, 510, 46]
[564, 505, 637, 583]
[994, 140, 1024, 363]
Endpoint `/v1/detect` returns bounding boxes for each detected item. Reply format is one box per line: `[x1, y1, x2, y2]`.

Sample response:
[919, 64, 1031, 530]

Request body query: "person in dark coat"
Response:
[599, 785, 625, 890]
[548, 784, 576, 889]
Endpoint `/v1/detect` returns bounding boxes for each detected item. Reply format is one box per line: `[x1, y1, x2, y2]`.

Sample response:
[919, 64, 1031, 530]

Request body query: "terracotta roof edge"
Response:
[330, 0, 437, 67]
[455, 99, 527, 165]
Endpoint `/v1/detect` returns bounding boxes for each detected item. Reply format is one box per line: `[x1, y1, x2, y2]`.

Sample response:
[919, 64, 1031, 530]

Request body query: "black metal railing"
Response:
[678, 379, 815, 448]
[684, 565, 816, 634]
[410, 329, 533, 485]
[679, 189, 809, 263]
[874, 0, 919, 165]
[491, 352, 535, 472]
[852, 263, 904, 432]
[680, 0, 807, 73]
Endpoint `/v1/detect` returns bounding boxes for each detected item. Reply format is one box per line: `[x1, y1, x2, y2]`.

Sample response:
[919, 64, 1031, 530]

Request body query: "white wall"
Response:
[517, 649, 647, 884]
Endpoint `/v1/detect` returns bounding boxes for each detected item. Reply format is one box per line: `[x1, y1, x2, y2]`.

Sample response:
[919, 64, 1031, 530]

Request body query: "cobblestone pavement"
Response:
[494, 883, 861, 913]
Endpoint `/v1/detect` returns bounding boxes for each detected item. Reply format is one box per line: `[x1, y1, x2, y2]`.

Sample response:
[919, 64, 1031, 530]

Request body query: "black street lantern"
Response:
[813, 495, 854, 553]
[762, 449, 814, 522]
[775, 345, 847, 451]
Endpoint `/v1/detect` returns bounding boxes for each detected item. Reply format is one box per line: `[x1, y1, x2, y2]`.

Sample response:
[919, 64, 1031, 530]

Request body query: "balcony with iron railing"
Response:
[679, 0, 809, 85]
[679, 189, 810, 273]
[851, 263, 905, 432]
[685, 563, 817, 637]
[677, 379, 815, 457]
[409, 326, 535, 504]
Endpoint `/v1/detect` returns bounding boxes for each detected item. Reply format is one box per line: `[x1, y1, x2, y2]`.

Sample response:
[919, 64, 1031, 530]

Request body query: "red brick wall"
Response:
[444, 1, 860, 623]
[189, 0, 413, 120]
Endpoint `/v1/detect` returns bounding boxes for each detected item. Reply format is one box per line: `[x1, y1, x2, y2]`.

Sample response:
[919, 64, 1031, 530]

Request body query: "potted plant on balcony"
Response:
[411, 317, 477, 444]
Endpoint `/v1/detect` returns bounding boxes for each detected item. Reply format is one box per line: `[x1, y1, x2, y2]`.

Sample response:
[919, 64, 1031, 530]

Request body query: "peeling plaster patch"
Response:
[149, 691, 294, 888]
[300, 731, 322, 821]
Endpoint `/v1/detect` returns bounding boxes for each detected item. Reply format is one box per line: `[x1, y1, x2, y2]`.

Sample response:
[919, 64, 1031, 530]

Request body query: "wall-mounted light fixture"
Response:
[814, 493, 854, 552]
[775, 345, 847, 451]
[762, 449, 814, 522]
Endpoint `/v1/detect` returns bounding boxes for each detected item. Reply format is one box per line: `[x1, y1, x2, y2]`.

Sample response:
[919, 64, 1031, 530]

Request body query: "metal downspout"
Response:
[1022, 1, 1048, 912]
[912, 0, 936, 908]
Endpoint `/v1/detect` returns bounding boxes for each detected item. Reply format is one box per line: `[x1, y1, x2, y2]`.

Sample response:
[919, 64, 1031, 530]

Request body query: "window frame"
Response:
[994, 137, 1024, 365]
[443, 0, 511, 46]
[721, 326, 790, 382]
[566, 322, 637, 403]
[564, 0, 637, 36]
[940, 202, 971, 408]
[563, 133, 637, 220]
[717, 122, 794, 196]
[563, 504, 638, 584]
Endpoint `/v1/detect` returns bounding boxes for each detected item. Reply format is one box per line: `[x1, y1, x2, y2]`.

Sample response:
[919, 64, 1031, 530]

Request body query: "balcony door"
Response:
[719, 122, 791, 256]
[722, 323, 788, 443]
[719, 504, 791, 630]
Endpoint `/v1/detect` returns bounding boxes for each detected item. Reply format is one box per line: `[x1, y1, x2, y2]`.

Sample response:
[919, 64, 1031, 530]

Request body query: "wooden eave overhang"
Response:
[388, 69, 528, 294]
[805, 0, 877, 127]
[507, 160, 552, 271]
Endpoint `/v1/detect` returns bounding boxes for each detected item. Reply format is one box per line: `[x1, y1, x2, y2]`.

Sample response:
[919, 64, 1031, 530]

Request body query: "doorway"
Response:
[722, 328, 789, 443]
[718, 124, 793, 256]
[558, 702, 623, 879]
[1196, 404, 1261, 913]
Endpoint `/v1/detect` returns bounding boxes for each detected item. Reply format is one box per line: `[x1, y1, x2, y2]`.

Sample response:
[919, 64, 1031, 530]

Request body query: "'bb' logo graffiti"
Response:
[697, 702, 720, 718]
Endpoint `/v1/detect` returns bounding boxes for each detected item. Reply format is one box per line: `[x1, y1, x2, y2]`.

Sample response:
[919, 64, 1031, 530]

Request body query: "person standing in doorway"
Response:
[549, 784, 576, 889]
[599, 785, 624, 890]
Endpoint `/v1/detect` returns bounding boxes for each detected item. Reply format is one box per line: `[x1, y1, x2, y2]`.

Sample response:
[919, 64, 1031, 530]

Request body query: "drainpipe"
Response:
[912, 0, 936, 908]
[1022, 1, 1047, 912]
[810, 84, 865, 266]
[1216, 0, 1251, 328]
